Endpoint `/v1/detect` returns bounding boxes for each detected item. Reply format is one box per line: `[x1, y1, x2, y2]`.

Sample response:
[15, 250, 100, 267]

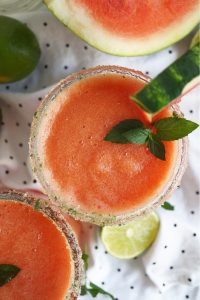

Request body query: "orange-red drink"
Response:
[0, 191, 82, 300]
[30, 66, 187, 225]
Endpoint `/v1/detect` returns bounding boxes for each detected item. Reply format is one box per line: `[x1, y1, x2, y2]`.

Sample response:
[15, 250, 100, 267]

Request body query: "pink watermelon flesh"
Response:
[77, 0, 199, 37]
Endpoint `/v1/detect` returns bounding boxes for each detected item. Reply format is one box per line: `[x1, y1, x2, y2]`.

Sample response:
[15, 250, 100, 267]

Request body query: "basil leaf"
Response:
[0, 264, 20, 287]
[147, 134, 166, 160]
[123, 128, 151, 144]
[104, 119, 144, 143]
[82, 252, 89, 271]
[161, 201, 174, 210]
[81, 282, 116, 299]
[89, 287, 99, 297]
[89, 282, 116, 300]
[154, 117, 199, 141]
[80, 285, 87, 295]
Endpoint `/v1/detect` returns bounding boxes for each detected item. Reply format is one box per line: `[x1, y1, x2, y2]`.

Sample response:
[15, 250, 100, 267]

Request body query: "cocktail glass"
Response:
[29, 66, 188, 226]
[0, 190, 83, 299]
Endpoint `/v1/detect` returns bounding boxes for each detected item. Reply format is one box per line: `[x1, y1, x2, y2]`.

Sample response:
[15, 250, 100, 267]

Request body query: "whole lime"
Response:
[0, 16, 41, 83]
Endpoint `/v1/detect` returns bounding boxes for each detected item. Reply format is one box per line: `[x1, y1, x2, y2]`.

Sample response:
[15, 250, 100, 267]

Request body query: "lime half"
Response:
[0, 16, 40, 83]
[101, 211, 159, 259]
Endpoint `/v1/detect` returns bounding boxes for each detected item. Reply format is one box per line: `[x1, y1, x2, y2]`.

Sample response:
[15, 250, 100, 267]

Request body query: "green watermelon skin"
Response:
[44, 0, 199, 56]
[132, 44, 200, 113]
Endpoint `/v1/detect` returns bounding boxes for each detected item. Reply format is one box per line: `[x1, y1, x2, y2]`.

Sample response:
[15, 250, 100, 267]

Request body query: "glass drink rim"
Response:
[0, 190, 83, 300]
[29, 65, 188, 226]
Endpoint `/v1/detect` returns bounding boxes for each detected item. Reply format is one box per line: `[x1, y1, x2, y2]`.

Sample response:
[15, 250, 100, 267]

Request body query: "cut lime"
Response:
[101, 211, 159, 259]
[0, 16, 40, 83]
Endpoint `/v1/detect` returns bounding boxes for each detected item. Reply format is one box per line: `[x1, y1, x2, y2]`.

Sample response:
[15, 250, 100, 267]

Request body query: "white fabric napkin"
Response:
[0, 10, 199, 300]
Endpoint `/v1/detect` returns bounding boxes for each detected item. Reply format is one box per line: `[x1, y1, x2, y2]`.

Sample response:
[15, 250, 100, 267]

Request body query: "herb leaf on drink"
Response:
[154, 117, 199, 140]
[0, 264, 20, 287]
[147, 133, 166, 160]
[104, 116, 198, 160]
[104, 119, 144, 143]
[123, 128, 151, 144]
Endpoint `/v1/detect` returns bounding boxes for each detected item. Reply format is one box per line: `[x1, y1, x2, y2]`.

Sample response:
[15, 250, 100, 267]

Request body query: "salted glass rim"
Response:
[29, 65, 188, 226]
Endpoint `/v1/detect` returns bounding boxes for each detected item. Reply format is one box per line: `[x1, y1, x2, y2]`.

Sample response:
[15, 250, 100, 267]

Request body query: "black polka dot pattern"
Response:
[0, 13, 199, 300]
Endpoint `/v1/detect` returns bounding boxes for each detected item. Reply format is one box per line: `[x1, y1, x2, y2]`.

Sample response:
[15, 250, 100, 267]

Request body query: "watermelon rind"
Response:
[132, 44, 200, 113]
[44, 0, 200, 56]
[182, 29, 200, 94]
[190, 28, 200, 48]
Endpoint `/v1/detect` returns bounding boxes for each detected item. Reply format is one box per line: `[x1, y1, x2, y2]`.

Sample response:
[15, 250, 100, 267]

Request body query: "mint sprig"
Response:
[104, 116, 199, 160]
[147, 134, 166, 160]
[104, 119, 144, 144]
[81, 252, 116, 299]
[124, 128, 151, 144]
[0, 264, 20, 287]
[154, 117, 198, 140]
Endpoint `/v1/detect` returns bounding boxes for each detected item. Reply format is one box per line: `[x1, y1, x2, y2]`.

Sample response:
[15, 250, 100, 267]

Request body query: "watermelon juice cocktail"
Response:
[30, 66, 187, 225]
[0, 191, 83, 300]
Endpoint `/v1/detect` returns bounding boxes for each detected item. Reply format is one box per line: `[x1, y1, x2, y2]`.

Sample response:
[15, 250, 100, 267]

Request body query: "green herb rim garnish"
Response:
[34, 199, 41, 211]
[0, 264, 20, 287]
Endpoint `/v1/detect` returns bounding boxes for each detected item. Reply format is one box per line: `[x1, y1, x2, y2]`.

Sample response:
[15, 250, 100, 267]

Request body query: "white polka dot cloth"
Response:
[0, 8, 199, 300]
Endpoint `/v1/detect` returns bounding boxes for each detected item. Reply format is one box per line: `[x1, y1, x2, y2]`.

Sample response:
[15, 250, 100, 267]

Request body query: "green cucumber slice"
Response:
[131, 44, 200, 114]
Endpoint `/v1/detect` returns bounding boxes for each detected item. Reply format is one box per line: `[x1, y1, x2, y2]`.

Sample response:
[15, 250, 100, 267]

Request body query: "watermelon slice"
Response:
[132, 44, 200, 113]
[44, 0, 199, 56]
